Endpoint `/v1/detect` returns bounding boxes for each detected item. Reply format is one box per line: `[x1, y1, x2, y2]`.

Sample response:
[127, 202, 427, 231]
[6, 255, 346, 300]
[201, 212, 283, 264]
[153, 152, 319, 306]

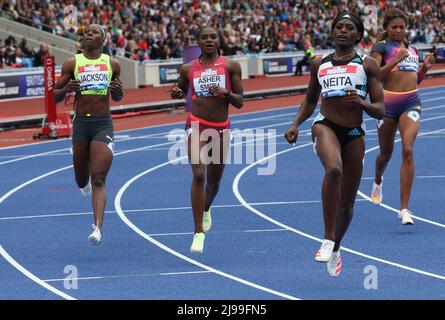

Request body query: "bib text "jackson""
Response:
[78, 64, 109, 86]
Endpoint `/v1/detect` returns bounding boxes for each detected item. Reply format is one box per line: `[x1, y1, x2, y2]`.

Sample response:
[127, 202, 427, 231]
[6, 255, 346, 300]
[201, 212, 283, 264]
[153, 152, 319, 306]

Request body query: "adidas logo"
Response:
[348, 128, 361, 136]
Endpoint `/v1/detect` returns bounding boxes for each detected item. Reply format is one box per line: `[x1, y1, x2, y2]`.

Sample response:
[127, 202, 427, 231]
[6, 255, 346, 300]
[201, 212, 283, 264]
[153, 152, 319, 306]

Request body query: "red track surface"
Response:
[1, 73, 444, 148]
[0, 74, 314, 119]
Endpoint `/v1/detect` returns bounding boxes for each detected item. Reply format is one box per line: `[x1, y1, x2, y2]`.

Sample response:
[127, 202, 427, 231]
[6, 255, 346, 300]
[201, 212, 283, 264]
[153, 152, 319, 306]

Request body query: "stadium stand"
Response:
[0, 0, 444, 61]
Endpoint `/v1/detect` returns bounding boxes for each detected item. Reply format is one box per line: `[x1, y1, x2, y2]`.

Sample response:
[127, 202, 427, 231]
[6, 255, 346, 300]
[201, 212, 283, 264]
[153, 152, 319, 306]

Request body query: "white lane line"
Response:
[114, 130, 302, 300]
[148, 228, 288, 237]
[0, 136, 173, 166]
[232, 125, 445, 281]
[233, 143, 445, 281]
[244, 228, 287, 233]
[0, 245, 75, 300]
[0, 83, 443, 152]
[0, 111, 298, 165]
[0, 153, 72, 159]
[43, 270, 211, 283]
[0, 105, 299, 153]
[114, 159, 299, 300]
[357, 190, 445, 228]
[0, 122, 304, 299]
[2, 92, 444, 161]
[362, 175, 445, 180]
[0, 139, 218, 300]
[1, 107, 444, 299]
[417, 175, 445, 179]
[111, 114, 439, 299]
[0, 148, 70, 166]
[358, 127, 445, 228]
[1, 200, 363, 221]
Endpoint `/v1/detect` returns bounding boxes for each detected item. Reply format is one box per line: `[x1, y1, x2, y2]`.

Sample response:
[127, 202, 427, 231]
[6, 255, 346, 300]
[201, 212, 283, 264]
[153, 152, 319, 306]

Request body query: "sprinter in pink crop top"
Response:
[170, 26, 244, 253]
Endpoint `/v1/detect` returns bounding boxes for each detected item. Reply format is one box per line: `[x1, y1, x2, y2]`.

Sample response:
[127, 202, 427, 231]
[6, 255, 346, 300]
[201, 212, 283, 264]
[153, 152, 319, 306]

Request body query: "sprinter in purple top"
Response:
[370, 9, 435, 225]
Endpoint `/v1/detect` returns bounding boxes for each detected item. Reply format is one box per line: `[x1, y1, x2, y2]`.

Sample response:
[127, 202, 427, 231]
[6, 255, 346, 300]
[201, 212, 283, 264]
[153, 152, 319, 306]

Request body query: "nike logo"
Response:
[214, 63, 223, 66]
[106, 135, 113, 142]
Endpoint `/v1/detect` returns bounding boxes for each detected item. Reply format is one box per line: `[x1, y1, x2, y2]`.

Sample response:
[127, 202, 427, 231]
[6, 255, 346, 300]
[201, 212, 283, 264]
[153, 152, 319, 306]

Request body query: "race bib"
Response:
[193, 68, 226, 97]
[78, 64, 109, 91]
[318, 65, 359, 98]
[396, 49, 419, 72]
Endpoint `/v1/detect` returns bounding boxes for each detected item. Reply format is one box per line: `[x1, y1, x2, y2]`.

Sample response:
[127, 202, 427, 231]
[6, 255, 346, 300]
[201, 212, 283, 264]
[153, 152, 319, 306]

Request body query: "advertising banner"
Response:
[0, 68, 61, 101]
[159, 63, 182, 85]
[263, 56, 299, 75]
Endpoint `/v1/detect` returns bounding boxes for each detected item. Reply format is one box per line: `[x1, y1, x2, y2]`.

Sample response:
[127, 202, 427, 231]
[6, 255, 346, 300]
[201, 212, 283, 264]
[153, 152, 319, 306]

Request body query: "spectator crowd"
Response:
[0, 0, 444, 66]
[0, 35, 50, 69]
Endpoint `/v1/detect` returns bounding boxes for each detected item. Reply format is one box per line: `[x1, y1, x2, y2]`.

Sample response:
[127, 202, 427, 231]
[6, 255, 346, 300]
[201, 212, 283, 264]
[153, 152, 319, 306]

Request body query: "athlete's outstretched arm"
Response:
[361, 56, 384, 119]
[110, 58, 124, 101]
[54, 58, 79, 104]
[284, 57, 322, 144]
[170, 64, 191, 99]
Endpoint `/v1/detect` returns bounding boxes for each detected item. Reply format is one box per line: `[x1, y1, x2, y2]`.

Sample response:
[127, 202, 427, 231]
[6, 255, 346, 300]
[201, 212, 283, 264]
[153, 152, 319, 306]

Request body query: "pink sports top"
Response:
[188, 56, 232, 100]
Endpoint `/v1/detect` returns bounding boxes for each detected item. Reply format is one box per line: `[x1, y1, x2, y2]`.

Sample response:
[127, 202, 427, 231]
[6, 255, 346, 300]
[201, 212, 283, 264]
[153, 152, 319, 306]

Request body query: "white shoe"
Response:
[315, 239, 335, 262]
[371, 178, 383, 205]
[398, 209, 414, 225]
[80, 178, 92, 197]
[202, 208, 212, 233]
[327, 250, 342, 277]
[88, 224, 102, 245]
[190, 232, 205, 253]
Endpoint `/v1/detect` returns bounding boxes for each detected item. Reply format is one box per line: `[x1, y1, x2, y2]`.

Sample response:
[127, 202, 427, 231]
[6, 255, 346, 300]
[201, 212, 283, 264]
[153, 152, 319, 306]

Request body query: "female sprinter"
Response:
[284, 13, 384, 276]
[54, 25, 123, 245]
[171, 26, 243, 253]
[370, 8, 435, 225]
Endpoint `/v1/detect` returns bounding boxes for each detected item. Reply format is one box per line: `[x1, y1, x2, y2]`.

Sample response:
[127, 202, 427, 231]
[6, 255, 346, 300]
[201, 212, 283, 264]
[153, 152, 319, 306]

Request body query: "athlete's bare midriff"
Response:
[191, 97, 229, 122]
[382, 70, 418, 92]
[320, 97, 364, 128]
[75, 95, 110, 115]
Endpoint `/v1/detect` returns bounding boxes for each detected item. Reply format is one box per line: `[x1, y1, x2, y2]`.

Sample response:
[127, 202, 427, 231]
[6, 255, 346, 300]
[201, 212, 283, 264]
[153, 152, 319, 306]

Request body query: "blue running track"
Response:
[1, 85, 444, 300]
